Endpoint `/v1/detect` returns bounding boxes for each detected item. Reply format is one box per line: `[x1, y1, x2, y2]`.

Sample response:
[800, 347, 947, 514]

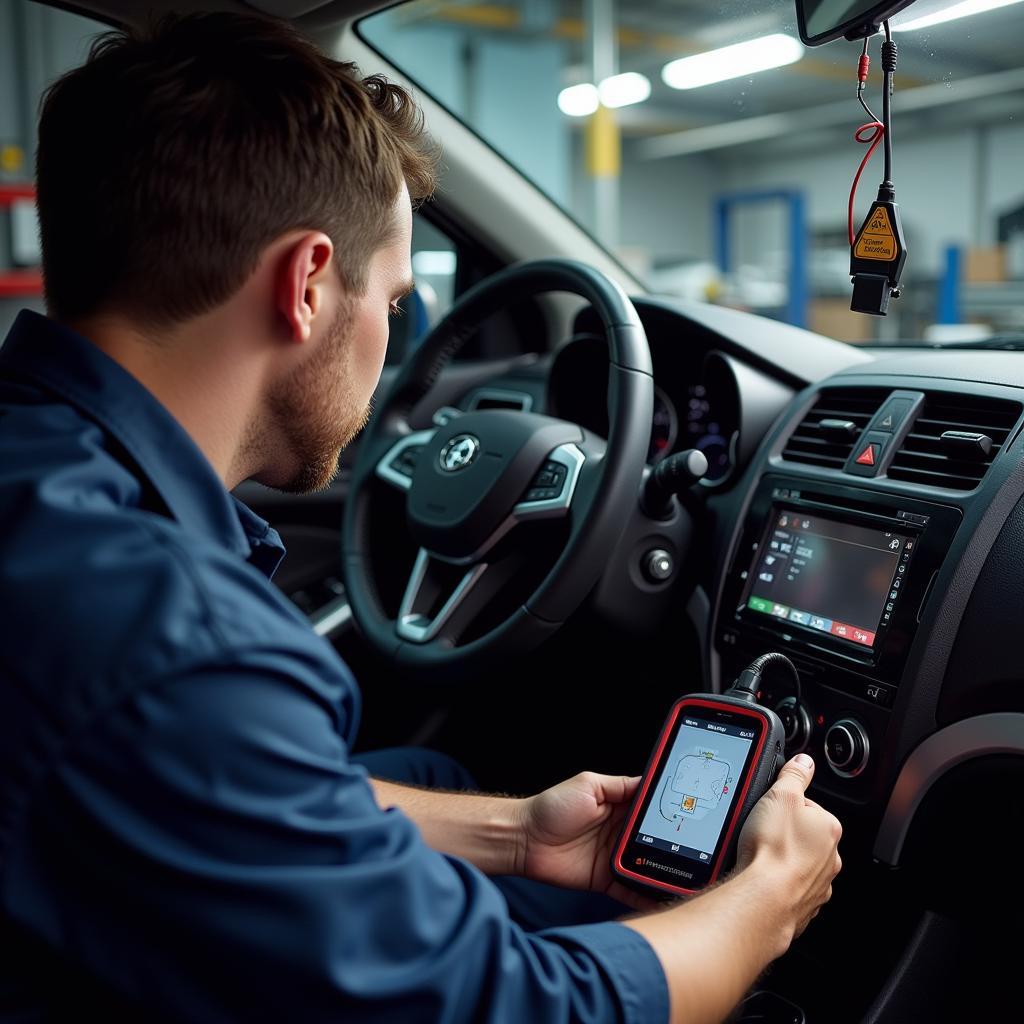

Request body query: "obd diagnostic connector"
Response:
[847, 27, 907, 317]
[850, 184, 907, 315]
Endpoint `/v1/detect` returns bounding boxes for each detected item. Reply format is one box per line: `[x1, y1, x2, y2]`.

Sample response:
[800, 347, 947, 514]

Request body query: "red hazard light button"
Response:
[855, 443, 878, 466]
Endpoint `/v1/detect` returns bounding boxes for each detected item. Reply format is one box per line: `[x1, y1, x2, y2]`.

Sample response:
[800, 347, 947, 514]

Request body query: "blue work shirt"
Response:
[0, 310, 668, 1023]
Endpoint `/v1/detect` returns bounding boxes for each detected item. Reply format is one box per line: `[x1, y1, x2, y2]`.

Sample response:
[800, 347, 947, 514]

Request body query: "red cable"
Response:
[848, 121, 885, 246]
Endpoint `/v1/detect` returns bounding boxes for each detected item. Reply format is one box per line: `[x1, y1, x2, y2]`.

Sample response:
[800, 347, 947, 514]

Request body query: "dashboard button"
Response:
[825, 719, 870, 778]
[855, 443, 878, 466]
[897, 510, 929, 525]
[863, 682, 895, 707]
[775, 697, 812, 753]
[826, 726, 855, 768]
[846, 431, 890, 476]
[873, 397, 914, 433]
[643, 548, 675, 583]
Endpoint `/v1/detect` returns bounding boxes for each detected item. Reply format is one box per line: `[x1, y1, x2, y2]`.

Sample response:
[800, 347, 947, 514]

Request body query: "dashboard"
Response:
[544, 326, 737, 484]
[444, 293, 1024, 893]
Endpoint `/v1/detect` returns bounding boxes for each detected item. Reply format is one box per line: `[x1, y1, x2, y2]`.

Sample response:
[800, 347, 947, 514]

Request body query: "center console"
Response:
[716, 474, 962, 800]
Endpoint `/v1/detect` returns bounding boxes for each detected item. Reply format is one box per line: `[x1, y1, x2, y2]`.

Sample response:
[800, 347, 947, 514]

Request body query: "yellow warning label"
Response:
[854, 206, 897, 261]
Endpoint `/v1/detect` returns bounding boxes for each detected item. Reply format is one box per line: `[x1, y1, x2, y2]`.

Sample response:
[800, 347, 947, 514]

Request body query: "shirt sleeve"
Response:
[1, 658, 669, 1024]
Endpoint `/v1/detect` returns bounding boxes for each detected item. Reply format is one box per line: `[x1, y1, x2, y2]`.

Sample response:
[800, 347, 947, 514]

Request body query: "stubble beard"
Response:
[265, 300, 373, 495]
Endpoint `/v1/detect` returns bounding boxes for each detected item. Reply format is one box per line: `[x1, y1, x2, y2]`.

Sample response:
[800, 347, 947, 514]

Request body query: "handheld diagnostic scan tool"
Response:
[612, 654, 797, 897]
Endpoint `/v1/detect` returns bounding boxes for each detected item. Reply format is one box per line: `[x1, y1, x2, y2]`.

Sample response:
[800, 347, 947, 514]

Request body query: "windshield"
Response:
[360, 0, 1024, 347]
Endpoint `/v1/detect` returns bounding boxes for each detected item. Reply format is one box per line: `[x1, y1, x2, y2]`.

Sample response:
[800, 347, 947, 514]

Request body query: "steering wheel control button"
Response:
[534, 460, 567, 488]
[392, 446, 423, 476]
[846, 430, 889, 477]
[642, 548, 674, 583]
[522, 460, 570, 503]
[376, 429, 438, 491]
[825, 719, 870, 778]
[438, 434, 480, 473]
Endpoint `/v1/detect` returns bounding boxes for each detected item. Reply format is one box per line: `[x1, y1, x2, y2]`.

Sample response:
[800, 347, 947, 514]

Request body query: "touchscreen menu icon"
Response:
[745, 508, 906, 652]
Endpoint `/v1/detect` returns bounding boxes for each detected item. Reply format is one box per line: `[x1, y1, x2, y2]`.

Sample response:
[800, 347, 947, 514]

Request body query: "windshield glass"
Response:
[360, 0, 1024, 347]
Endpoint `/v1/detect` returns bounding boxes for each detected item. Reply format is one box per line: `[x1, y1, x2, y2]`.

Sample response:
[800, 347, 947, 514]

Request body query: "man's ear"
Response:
[275, 231, 335, 343]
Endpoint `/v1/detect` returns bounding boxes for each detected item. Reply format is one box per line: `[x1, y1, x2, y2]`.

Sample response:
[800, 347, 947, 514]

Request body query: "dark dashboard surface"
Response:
[459, 295, 1024, 881]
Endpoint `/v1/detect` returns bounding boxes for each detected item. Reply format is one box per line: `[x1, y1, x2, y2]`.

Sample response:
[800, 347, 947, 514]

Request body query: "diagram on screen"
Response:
[659, 750, 733, 829]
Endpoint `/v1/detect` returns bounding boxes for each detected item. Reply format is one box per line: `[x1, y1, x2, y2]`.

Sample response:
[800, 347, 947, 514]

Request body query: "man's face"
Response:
[266, 186, 414, 494]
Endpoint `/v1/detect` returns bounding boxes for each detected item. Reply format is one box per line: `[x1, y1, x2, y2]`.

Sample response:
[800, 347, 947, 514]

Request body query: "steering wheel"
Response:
[341, 258, 653, 673]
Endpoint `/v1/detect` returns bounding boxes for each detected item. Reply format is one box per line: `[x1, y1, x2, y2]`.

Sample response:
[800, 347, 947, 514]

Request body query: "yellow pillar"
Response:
[585, 102, 621, 179]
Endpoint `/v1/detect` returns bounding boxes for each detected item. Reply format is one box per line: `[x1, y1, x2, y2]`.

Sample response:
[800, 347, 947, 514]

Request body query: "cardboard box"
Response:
[964, 246, 1006, 283]
[809, 298, 875, 343]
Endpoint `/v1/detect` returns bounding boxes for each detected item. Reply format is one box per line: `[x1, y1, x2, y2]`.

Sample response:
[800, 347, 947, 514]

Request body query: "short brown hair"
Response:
[36, 12, 437, 327]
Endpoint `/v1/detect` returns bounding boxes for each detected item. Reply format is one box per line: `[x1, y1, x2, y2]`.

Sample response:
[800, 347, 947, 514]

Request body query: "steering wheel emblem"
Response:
[439, 434, 480, 472]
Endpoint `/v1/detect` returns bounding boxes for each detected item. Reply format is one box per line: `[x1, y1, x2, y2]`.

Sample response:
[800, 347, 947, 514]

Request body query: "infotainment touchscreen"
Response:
[743, 508, 913, 649]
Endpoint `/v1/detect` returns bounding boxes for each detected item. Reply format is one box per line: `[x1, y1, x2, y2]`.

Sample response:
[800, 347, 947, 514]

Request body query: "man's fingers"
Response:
[580, 772, 641, 805]
[772, 753, 815, 797]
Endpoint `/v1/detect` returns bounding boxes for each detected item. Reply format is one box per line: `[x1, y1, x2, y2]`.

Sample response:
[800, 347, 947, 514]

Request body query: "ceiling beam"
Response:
[635, 66, 1024, 159]
[423, 3, 922, 86]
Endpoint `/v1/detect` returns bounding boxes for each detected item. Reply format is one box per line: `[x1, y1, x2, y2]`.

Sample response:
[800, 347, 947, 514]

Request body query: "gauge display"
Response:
[648, 386, 678, 463]
[685, 384, 732, 483]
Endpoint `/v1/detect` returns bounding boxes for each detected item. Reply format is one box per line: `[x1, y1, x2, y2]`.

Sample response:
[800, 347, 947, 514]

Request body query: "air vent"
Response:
[888, 393, 1022, 491]
[782, 388, 888, 469]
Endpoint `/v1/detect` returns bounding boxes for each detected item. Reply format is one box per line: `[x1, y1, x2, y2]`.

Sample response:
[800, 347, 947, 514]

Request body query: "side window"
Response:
[0, 2, 106, 339]
[385, 214, 458, 365]
[389, 211, 545, 366]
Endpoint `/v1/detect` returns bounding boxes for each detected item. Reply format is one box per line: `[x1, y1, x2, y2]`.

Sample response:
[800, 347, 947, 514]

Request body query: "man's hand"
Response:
[622, 754, 843, 1024]
[736, 752, 843, 946]
[516, 772, 661, 911]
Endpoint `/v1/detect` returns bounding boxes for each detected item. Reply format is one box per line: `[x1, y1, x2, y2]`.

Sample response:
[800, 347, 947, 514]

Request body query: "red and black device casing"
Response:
[611, 693, 785, 898]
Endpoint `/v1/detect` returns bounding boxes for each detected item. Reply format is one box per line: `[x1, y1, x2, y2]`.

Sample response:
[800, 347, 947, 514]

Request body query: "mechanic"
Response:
[0, 13, 842, 1024]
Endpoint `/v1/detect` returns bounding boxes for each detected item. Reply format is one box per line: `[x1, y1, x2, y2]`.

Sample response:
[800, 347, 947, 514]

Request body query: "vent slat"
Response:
[888, 392, 1021, 492]
[915, 418, 1011, 440]
[786, 434, 850, 449]
[901, 431, 1009, 448]
[888, 466, 986, 488]
[782, 388, 888, 468]
[813, 409, 876, 421]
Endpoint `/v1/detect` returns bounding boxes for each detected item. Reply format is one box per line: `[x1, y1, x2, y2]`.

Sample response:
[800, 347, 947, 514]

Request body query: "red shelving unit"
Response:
[0, 184, 42, 297]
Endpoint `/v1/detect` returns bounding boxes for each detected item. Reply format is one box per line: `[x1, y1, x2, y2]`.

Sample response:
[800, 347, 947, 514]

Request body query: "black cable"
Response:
[858, 91, 880, 124]
[881, 20, 897, 190]
[728, 651, 801, 708]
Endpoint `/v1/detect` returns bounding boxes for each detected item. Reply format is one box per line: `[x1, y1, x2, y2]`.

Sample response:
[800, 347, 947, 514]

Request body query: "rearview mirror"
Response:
[795, 0, 917, 45]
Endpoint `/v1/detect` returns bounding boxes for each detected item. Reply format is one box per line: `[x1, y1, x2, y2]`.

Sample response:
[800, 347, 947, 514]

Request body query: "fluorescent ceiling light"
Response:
[558, 83, 599, 117]
[662, 34, 804, 90]
[598, 72, 651, 108]
[894, 0, 1023, 31]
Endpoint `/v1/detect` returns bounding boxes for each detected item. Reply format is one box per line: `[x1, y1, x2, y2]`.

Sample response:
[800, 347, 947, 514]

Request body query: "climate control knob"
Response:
[774, 697, 812, 754]
[824, 719, 870, 778]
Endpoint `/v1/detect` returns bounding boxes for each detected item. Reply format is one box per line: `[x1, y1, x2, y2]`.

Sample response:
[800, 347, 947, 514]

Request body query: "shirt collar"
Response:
[1, 309, 285, 574]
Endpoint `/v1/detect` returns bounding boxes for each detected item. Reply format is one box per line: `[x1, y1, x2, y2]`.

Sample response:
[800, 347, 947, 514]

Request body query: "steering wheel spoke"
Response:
[397, 548, 496, 644]
[375, 428, 437, 491]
